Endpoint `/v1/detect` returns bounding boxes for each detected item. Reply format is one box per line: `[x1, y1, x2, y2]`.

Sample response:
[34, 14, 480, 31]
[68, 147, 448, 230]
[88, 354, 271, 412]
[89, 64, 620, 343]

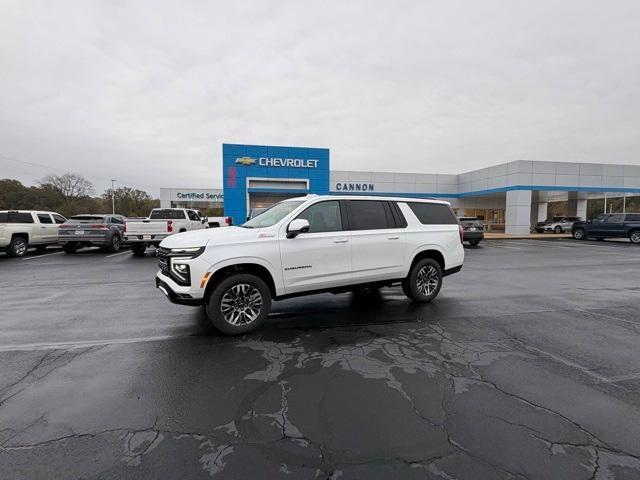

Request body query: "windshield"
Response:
[242, 201, 305, 228]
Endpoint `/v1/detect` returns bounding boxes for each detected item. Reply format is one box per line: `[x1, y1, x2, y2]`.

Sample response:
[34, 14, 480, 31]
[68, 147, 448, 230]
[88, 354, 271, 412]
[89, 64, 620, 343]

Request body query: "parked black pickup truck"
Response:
[572, 213, 640, 243]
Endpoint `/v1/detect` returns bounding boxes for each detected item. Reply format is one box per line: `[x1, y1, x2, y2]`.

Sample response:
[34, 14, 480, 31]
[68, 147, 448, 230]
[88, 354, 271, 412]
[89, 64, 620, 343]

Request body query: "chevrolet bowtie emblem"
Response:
[235, 156, 257, 166]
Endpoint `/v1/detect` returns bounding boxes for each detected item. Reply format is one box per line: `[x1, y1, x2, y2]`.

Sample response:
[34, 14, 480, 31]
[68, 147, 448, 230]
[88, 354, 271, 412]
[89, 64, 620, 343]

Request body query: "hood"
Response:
[159, 226, 264, 249]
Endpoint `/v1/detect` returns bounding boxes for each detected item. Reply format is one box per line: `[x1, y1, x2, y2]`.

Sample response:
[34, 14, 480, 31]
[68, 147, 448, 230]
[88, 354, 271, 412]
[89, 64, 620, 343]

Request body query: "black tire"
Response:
[630, 231, 640, 244]
[554, 226, 563, 234]
[131, 244, 146, 256]
[535, 229, 544, 234]
[63, 244, 78, 254]
[106, 234, 121, 253]
[469, 240, 480, 246]
[206, 273, 271, 335]
[402, 258, 443, 303]
[572, 228, 586, 240]
[6, 236, 28, 257]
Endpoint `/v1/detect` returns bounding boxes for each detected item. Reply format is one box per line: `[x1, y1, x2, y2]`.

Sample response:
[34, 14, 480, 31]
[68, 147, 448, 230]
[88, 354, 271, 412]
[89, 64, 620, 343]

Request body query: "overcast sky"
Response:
[1, 0, 639, 195]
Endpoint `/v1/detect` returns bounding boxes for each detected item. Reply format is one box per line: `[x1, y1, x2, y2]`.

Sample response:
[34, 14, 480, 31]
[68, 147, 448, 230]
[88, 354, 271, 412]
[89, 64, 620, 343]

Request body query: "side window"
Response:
[52, 214, 66, 224]
[296, 201, 342, 233]
[607, 214, 624, 223]
[37, 214, 53, 224]
[626, 214, 640, 222]
[347, 201, 390, 230]
[111, 217, 124, 225]
[407, 203, 458, 225]
[187, 210, 199, 221]
[2, 212, 35, 223]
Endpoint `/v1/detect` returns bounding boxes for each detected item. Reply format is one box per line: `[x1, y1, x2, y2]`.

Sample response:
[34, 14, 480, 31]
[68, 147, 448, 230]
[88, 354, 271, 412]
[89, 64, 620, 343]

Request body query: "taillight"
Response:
[91, 224, 109, 230]
[225, 217, 232, 225]
[459, 224, 464, 243]
[167, 220, 173, 233]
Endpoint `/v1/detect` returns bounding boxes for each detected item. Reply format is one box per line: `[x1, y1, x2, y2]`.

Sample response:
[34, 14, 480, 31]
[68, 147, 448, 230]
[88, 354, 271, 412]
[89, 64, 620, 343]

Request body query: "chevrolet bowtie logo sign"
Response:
[235, 156, 257, 166]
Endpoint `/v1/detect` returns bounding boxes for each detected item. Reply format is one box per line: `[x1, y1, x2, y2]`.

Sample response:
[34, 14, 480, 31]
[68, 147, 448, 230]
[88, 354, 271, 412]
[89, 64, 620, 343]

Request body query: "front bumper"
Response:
[155, 274, 203, 306]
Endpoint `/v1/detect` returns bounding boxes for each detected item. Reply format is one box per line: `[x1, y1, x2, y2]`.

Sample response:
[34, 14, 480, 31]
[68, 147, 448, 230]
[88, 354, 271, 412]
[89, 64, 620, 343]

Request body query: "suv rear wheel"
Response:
[402, 258, 443, 303]
[207, 273, 271, 335]
[630, 231, 640, 244]
[105, 235, 121, 253]
[63, 244, 78, 254]
[7, 236, 28, 257]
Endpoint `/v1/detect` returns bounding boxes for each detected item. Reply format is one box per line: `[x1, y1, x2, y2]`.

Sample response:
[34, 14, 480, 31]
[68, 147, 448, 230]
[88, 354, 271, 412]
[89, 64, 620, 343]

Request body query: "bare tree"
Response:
[39, 173, 95, 214]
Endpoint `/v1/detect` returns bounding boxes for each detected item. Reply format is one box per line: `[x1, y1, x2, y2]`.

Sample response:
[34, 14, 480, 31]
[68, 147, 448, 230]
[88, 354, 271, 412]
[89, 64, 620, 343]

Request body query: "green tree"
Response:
[102, 186, 159, 217]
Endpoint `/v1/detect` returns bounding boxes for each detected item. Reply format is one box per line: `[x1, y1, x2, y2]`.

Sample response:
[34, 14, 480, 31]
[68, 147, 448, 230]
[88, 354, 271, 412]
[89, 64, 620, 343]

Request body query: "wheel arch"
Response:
[204, 261, 279, 302]
[407, 248, 446, 275]
[11, 232, 29, 244]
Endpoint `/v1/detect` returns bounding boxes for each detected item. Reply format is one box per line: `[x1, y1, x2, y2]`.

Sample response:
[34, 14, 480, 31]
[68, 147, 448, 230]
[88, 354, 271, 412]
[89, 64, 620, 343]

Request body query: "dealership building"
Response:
[166, 143, 640, 234]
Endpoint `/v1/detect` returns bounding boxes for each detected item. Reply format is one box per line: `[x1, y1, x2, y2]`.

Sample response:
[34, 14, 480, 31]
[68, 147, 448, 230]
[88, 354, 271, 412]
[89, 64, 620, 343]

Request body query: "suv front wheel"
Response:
[207, 273, 271, 335]
[402, 258, 443, 303]
[572, 228, 586, 240]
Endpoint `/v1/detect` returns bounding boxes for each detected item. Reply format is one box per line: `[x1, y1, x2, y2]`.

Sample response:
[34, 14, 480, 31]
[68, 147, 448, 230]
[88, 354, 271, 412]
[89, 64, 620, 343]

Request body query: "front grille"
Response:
[157, 247, 170, 276]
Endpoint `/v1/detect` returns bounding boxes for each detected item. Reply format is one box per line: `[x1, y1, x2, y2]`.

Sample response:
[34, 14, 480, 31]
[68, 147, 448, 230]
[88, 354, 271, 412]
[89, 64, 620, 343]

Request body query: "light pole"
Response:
[111, 179, 117, 215]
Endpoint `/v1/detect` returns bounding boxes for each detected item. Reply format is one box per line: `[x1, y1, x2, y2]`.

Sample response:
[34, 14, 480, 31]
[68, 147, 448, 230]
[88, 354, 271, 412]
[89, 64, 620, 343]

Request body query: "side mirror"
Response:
[287, 219, 310, 239]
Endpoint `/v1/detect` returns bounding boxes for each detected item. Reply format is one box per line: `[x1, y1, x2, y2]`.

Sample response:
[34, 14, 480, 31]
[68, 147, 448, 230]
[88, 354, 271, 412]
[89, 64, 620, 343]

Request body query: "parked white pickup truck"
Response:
[205, 216, 233, 228]
[124, 208, 208, 256]
[0, 210, 67, 257]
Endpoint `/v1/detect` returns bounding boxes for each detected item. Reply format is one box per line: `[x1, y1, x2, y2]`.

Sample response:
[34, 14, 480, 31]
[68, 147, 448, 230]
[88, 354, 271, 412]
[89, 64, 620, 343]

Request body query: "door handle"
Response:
[387, 236, 400, 240]
[333, 239, 349, 244]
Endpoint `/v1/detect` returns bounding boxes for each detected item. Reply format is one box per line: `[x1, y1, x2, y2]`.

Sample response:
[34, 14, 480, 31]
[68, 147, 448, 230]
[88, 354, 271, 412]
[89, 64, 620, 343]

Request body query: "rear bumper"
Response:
[125, 234, 168, 245]
[155, 276, 203, 306]
[463, 231, 484, 241]
[59, 236, 110, 246]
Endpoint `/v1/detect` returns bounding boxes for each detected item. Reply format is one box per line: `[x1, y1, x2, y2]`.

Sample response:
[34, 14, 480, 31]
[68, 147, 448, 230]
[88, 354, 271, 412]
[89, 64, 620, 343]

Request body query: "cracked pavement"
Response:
[1, 239, 640, 479]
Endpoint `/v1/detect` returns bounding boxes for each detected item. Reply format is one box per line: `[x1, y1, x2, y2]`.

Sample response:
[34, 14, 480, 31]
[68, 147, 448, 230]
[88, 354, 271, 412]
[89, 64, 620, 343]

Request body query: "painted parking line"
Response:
[0, 334, 193, 352]
[22, 251, 64, 261]
[484, 243, 524, 250]
[106, 250, 132, 258]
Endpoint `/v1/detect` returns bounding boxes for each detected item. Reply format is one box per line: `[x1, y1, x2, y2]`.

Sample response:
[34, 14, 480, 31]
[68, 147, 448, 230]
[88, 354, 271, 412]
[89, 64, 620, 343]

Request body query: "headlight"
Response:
[169, 246, 205, 258]
[164, 247, 205, 285]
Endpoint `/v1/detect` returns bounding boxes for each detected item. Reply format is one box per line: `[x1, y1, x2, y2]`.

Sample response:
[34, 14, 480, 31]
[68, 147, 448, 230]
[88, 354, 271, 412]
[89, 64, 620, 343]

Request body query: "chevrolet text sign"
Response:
[236, 157, 319, 168]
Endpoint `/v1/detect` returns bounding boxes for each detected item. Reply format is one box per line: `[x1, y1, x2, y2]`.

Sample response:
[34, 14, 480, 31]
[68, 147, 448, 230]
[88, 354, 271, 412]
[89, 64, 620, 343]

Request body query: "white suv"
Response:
[155, 195, 464, 335]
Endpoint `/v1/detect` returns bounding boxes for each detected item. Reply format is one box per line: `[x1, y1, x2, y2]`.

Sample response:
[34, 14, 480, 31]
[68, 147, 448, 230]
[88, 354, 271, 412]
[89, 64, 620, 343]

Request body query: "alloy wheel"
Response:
[416, 265, 439, 296]
[220, 284, 263, 326]
[15, 239, 27, 256]
[631, 231, 640, 244]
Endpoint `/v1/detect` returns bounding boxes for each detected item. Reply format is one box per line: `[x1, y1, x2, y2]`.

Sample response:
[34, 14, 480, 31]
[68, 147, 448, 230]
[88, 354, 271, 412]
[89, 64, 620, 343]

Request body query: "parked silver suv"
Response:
[535, 216, 581, 234]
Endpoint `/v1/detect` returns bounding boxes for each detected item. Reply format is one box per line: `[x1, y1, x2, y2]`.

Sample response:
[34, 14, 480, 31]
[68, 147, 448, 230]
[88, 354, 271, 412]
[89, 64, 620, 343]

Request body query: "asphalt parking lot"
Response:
[1, 239, 640, 479]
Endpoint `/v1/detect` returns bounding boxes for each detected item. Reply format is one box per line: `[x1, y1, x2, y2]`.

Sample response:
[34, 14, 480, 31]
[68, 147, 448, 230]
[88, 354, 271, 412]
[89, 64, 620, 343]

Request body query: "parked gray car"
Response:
[58, 214, 126, 253]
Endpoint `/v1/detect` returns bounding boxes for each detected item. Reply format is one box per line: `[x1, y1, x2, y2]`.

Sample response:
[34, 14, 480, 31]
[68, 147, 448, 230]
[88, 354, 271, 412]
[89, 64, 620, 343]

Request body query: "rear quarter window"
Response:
[0, 212, 34, 223]
[407, 203, 458, 225]
[626, 214, 640, 222]
[150, 210, 186, 220]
